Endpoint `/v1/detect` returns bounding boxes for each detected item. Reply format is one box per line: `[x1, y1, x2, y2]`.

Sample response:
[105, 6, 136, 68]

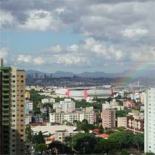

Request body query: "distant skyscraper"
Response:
[144, 88, 155, 153]
[0, 59, 25, 155]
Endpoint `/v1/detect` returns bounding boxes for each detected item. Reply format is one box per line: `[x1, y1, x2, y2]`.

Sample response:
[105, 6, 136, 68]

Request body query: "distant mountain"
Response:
[78, 71, 127, 78]
[26, 69, 155, 86]
[26, 70, 123, 78]
[26, 69, 155, 79]
[27, 70, 44, 74]
[52, 71, 75, 78]
[26, 70, 51, 79]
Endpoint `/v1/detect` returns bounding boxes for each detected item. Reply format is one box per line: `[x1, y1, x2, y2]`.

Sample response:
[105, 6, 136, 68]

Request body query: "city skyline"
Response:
[0, 0, 155, 73]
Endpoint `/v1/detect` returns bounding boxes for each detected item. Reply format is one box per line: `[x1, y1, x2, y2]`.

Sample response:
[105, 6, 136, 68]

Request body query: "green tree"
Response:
[81, 119, 89, 133]
[120, 149, 130, 155]
[35, 143, 47, 155]
[54, 97, 64, 102]
[25, 125, 32, 142]
[102, 138, 116, 154]
[108, 131, 134, 150]
[94, 138, 106, 153]
[116, 110, 128, 117]
[133, 133, 144, 151]
[48, 141, 72, 154]
[75, 119, 95, 133]
[30, 89, 45, 115]
[64, 136, 72, 148]
[42, 102, 53, 120]
[32, 131, 45, 144]
[72, 133, 97, 154]
[75, 99, 93, 108]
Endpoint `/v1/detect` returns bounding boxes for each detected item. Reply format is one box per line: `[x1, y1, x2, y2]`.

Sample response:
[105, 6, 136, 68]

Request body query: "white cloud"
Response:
[17, 54, 32, 63]
[49, 45, 62, 53]
[0, 10, 14, 28]
[33, 57, 44, 65]
[55, 8, 65, 15]
[0, 47, 9, 59]
[130, 47, 155, 62]
[114, 49, 124, 60]
[19, 10, 64, 31]
[83, 38, 124, 60]
[17, 54, 44, 65]
[122, 28, 148, 38]
[68, 44, 79, 52]
[56, 54, 88, 65]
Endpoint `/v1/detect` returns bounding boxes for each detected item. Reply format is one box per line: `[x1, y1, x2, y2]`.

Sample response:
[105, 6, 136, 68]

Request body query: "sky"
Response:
[0, 0, 155, 73]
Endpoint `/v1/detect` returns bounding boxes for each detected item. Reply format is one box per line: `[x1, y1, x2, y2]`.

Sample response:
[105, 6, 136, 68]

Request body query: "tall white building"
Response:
[60, 98, 75, 113]
[145, 88, 155, 153]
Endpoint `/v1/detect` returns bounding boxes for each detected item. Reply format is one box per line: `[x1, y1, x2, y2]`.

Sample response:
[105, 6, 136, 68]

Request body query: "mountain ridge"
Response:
[26, 69, 152, 78]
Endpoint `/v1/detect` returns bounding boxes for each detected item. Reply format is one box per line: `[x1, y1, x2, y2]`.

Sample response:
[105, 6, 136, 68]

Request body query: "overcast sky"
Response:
[0, 0, 155, 73]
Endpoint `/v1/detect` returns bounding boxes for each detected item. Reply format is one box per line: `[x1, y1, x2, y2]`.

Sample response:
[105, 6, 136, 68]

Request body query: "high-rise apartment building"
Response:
[0, 59, 11, 155]
[101, 109, 116, 128]
[10, 68, 25, 155]
[144, 88, 155, 153]
[0, 59, 25, 155]
[101, 104, 116, 129]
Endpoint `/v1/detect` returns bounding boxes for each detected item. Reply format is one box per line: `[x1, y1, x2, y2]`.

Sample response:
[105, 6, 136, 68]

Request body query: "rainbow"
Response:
[116, 62, 154, 85]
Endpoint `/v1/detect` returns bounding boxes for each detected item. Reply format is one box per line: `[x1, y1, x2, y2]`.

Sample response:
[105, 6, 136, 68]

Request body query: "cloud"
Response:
[122, 28, 148, 38]
[130, 47, 155, 62]
[0, 47, 9, 59]
[18, 10, 64, 31]
[48, 45, 63, 53]
[56, 54, 88, 65]
[1, 0, 154, 43]
[55, 8, 65, 15]
[33, 57, 44, 65]
[0, 10, 14, 28]
[17, 54, 44, 65]
[1, 0, 155, 72]
[17, 54, 32, 63]
[82, 38, 125, 61]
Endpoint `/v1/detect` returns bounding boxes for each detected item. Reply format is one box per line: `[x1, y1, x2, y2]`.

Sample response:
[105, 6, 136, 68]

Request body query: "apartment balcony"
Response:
[2, 113, 10, 117]
[2, 92, 10, 95]
[2, 109, 9, 113]
[3, 83, 10, 86]
[2, 87, 10, 91]
[2, 79, 10, 82]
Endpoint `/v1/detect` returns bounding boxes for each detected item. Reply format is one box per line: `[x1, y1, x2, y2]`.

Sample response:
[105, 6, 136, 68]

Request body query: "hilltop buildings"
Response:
[0, 59, 25, 155]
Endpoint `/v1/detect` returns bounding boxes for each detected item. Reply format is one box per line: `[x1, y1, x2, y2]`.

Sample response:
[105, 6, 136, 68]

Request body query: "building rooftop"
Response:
[31, 125, 76, 135]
